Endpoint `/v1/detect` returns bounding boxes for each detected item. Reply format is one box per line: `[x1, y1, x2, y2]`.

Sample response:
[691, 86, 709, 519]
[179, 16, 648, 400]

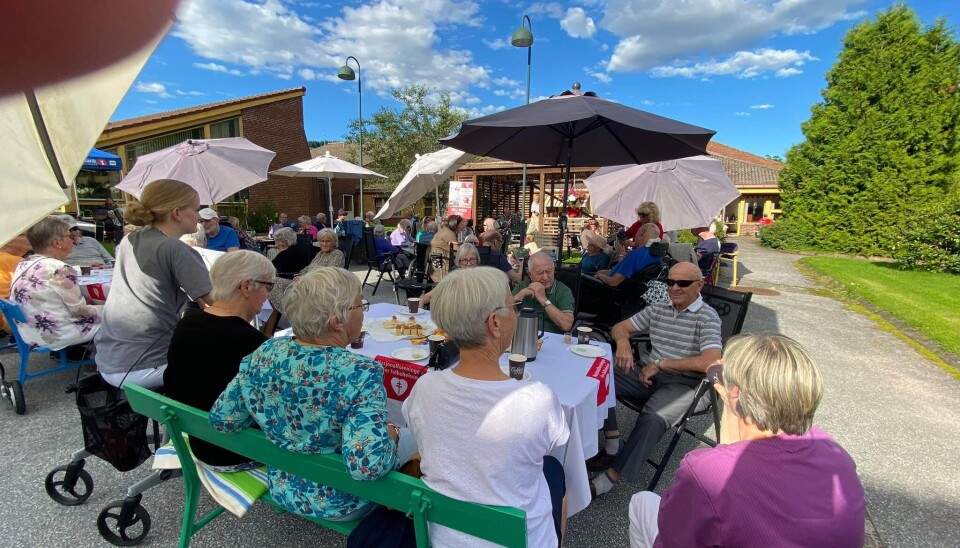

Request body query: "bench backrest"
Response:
[124, 384, 527, 547]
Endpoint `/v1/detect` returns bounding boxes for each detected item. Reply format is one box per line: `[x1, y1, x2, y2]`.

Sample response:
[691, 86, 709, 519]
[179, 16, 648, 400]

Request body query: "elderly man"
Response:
[363, 211, 378, 228]
[692, 226, 720, 273]
[480, 230, 521, 283]
[228, 216, 258, 250]
[594, 223, 661, 287]
[588, 262, 722, 498]
[268, 213, 288, 237]
[199, 208, 240, 252]
[417, 220, 438, 244]
[512, 252, 575, 334]
[482, 217, 499, 233]
[59, 215, 113, 266]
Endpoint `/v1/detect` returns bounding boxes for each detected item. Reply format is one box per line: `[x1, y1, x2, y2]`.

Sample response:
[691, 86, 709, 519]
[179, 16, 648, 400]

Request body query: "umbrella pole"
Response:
[557, 137, 573, 262]
[327, 177, 335, 228]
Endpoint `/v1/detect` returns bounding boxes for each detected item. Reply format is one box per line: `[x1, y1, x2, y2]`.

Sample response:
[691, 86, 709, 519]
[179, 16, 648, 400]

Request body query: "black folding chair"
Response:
[338, 234, 355, 266]
[621, 285, 753, 491]
[553, 263, 582, 319]
[396, 243, 436, 301]
[361, 230, 396, 296]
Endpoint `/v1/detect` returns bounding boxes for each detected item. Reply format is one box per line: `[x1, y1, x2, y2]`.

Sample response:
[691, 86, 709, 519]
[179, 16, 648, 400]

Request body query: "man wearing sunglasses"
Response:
[588, 262, 722, 499]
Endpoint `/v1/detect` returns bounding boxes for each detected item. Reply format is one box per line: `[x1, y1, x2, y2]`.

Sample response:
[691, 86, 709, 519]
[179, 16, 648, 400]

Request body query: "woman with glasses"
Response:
[625, 202, 665, 244]
[403, 267, 569, 547]
[95, 179, 212, 389]
[9, 217, 103, 352]
[418, 243, 480, 306]
[629, 333, 865, 547]
[211, 267, 415, 521]
[164, 251, 273, 470]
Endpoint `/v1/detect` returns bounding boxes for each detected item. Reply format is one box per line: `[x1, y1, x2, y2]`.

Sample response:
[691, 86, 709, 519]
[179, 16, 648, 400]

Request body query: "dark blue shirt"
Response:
[611, 247, 660, 279]
[374, 236, 400, 264]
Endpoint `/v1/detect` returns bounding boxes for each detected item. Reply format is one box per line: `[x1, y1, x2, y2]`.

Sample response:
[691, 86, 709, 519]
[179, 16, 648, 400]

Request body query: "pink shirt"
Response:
[655, 427, 865, 548]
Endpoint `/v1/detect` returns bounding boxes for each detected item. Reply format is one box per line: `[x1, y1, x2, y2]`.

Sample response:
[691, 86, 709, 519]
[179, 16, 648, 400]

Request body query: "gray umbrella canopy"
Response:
[441, 87, 716, 256]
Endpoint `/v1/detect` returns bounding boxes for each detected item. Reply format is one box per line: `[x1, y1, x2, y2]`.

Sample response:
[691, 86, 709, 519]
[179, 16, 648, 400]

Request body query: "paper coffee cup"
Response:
[407, 298, 421, 313]
[508, 353, 527, 380]
[428, 334, 445, 353]
[577, 326, 593, 345]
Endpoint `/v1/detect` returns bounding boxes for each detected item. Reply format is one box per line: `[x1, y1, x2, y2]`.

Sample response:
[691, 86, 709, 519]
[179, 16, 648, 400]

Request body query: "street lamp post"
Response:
[338, 56, 363, 218]
[512, 15, 533, 239]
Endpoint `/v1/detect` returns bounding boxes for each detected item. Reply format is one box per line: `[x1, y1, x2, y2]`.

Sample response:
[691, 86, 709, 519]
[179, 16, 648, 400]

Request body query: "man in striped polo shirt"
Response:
[589, 262, 722, 498]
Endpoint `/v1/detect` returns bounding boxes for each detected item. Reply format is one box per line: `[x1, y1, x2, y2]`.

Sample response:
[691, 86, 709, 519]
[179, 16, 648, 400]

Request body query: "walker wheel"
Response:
[97, 498, 151, 546]
[45, 462, 94, 505]
[7, 380, 25, 415]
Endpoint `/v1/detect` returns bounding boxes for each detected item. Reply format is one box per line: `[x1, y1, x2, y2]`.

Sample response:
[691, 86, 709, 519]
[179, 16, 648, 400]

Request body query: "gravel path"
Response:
[0, 241, 956, 547]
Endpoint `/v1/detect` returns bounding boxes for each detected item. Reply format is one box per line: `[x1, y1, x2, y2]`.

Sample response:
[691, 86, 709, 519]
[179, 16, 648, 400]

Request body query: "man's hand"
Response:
[614, 340, 634, 373]
[639, 363, 659, 387]
[596, 269, 611, 277]
[528, 281, 547, 302]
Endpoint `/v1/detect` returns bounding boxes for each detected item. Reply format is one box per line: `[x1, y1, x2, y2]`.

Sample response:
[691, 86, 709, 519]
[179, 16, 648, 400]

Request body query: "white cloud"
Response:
[750, 103, 774, 109]
[525, 2, 565, 19]
[561, 7, 596, 38]
[193, 62, 244, 76]
[603, 0, 865, 72]
[276, 73, 293, 80]
[586, 68, 612, 84]
[776, 67, 802, 77]
[650, 48, 816, 79]
[484, 38, 510, 50]
[144, 99, 158, 105]
[733, 111, 751, 116]
[299, 68, 318, 80]
[134, 81, 172, 98]
[493, 76, 520, 87]
[456, 104, 508, 119]
[639, 99, 654, 106]
[176, 89, 206, 96]
[599, 43, 609, 51]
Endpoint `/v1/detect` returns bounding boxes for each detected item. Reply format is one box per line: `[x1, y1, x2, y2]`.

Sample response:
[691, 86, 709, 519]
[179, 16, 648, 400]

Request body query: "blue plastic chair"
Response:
[0, 298, 94, 415]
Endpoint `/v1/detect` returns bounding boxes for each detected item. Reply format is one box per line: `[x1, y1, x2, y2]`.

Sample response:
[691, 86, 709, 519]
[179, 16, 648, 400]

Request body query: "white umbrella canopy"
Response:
[271, 151, 387, 219]
[584, 155, 741, 232]
[117, 137, 276, 205]
[0, 25, 169, 247]
[374, 147, 472, 221]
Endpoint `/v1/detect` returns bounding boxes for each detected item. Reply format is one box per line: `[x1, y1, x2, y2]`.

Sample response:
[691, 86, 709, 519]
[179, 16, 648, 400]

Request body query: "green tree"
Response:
[343, 85, 468, 191]
[775, 4, 960, 256]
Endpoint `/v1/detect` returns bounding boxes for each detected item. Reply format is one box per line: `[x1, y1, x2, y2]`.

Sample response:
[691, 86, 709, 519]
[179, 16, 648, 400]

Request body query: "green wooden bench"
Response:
[125, 384, 527, 548]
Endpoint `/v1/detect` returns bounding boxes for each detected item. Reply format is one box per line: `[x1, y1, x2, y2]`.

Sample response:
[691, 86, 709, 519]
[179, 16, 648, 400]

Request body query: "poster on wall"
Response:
[446, 180, 473, 219]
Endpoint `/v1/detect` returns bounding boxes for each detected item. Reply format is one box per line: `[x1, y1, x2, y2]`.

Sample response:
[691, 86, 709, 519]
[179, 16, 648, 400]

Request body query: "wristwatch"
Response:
[653, 358, 664, 372]
[541, 299, 552, 308]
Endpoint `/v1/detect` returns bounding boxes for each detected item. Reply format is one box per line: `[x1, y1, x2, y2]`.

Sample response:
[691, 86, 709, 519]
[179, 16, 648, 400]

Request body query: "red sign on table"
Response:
[586, 358, 611, 406]
[375, 355, 428, 402]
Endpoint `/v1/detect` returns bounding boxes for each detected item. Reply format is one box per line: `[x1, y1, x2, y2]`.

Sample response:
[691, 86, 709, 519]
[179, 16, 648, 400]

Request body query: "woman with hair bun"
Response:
[95, 179, 213, 389]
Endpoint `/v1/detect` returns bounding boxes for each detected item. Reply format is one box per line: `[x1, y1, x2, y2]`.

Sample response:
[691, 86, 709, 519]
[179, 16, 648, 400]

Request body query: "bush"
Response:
[894, 195, 960, 274]
[246, 201, 278, 233]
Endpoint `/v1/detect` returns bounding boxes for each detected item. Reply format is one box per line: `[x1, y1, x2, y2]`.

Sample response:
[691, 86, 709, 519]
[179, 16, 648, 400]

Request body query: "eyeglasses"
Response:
[493, 301, 524, 315]
[458, 257, 479, 265]
[252, 279, 275, 290]
[349, 299, 370, 312]
[665, 278, 698, 288]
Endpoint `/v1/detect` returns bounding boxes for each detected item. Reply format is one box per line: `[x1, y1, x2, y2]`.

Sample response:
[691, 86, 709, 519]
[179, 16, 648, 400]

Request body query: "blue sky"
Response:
[114, 0, 960, 160]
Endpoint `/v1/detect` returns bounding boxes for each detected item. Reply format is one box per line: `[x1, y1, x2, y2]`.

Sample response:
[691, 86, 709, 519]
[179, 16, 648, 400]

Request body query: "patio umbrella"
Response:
[271, 151, 387, 222]
[584, 156, 741, 232]
[116, 137, 277, 204]
[0, 21, 171, 247]
[441, 86, 715, 256]
[373, 147, 473, 221]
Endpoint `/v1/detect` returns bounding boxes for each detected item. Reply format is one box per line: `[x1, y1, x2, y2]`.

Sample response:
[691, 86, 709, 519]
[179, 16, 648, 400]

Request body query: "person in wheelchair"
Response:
[587, 262, 722, 499]
[593, 223, 661, 287]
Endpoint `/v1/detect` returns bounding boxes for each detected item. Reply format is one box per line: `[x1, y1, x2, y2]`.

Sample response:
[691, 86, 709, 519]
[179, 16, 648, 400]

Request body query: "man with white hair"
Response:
[180, 224, 224, 270]
[588, 262, 722, 499]
[199, 208, 239, 252]
[512, 252, 575, 334]
[482, 217, 499, 233]
[594, 223, 662, 287]
[58, 214, 114, 266]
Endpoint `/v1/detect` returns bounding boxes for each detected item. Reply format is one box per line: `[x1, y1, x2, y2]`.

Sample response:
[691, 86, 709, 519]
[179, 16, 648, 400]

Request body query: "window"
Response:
[125, 127, 204, 168]
[374, 197, 387, 211]
[209, 118, 239, 139]
[342, 195, 355, 216]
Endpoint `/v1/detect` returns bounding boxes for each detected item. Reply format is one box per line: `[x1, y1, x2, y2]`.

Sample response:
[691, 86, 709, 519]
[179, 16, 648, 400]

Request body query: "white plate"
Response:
[570, 344, 606, 358]
[398, 307, 426, 316]
[391, 347, 430, 362]
[500, 365, 532, 381]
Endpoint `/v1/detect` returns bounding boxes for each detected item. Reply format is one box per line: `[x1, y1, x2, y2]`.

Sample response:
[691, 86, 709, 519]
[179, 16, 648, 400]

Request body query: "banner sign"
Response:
[446, 180, 473, 220]
[586, 358, 611, 406]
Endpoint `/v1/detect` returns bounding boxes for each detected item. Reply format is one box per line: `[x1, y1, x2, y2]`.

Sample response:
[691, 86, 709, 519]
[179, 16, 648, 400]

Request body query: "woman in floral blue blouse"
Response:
[210, 267, 409, 521]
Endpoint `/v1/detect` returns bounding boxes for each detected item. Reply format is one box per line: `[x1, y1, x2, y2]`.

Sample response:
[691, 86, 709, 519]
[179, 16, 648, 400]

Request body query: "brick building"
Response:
[95, 88, 320, 221]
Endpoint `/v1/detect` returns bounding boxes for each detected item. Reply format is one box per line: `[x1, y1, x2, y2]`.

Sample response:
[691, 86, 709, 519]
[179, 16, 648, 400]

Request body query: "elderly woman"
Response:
[625, 202, 664, 244]
[579, 229, 611, 276]
[95, 179, 212, 389]
[164, 251, 272, 469]
[210, 267, 415, 520]
[403, 267, 568, 547]
[299, 228, 345, 274]
[270, 227, 308, 275]
[373, 224, 410, 277]
[418, 243, 480, 306]
[9, 217, 102, 351]
[629, 333, 866, 548]
[298, 215, 318, 241]
[390, 218, 416, 250]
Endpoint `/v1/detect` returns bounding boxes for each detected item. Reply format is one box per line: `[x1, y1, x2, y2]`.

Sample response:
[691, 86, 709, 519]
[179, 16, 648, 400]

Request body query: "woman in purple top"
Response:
[629, 332, 866, 548]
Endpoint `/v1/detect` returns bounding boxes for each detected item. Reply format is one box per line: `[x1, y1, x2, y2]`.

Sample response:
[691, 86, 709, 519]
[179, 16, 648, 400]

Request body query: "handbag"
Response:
[72, 374, 151, 472]
[428, 340, 459, 371]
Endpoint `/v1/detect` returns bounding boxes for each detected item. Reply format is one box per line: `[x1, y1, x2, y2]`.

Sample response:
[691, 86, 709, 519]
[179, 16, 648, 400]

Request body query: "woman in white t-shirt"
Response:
[403, 267, 569, 547]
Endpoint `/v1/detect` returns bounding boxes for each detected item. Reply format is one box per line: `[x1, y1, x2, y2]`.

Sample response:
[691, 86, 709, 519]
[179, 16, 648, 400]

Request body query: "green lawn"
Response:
[801, 257, 960, 356]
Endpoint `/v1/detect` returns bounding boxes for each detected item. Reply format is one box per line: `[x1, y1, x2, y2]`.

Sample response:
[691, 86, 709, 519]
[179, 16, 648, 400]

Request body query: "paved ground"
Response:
[1, 239, 957, 547]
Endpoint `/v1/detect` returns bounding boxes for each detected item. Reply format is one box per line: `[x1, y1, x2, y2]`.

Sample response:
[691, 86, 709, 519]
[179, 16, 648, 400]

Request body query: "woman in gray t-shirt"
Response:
[95, 180, 212, 389]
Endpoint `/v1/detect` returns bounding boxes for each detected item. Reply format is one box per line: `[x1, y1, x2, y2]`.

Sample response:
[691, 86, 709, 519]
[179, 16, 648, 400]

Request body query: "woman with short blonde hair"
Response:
[625, 201, 664, 242]
[298, 227, 345, 274]
[95, 179, 212, 389]
[629, 332, 865, 548]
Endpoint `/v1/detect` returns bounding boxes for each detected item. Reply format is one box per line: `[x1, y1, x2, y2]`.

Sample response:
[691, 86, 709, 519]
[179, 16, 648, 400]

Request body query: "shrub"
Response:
[246, 201, 278, 233]
[759, 218, 819, 251]
[894, 195, 960, 274]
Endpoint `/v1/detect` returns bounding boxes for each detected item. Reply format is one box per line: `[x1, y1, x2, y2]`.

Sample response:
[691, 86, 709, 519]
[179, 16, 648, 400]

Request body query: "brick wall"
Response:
[242, 97, 317, 217]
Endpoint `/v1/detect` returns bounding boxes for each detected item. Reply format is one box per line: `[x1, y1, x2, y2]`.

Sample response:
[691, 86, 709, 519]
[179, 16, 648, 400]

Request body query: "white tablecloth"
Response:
[312, 302, 617, 516]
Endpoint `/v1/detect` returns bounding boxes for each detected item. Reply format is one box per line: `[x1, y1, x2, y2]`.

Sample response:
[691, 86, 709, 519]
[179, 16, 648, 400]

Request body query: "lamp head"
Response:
[511, 25, 533, 48]
[338, 65, 356, 81]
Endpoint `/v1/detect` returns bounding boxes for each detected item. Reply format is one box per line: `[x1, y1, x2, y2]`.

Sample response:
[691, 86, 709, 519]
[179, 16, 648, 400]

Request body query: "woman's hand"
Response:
[387, 422, 400, 445]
